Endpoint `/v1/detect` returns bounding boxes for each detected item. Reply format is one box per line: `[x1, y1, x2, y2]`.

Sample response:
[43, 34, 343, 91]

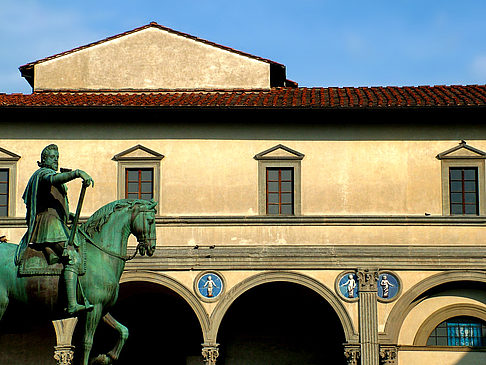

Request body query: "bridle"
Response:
[79, 207, 156, 262]
[130, 208, 156, 257]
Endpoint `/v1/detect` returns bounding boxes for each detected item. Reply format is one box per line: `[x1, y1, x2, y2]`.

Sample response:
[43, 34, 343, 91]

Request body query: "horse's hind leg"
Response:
[92, 313, 129, 363]
[0, 287, 8, 322]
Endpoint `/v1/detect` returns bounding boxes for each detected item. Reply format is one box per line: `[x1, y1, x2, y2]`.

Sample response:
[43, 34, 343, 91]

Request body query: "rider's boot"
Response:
[64, 268, 94, 315]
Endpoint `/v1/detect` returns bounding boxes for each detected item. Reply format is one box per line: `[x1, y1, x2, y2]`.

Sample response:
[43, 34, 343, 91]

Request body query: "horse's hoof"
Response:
[91, 354, 112, 364]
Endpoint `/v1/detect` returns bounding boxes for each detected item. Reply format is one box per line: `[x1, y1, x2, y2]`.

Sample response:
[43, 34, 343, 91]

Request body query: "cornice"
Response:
[2, 215, 486, 227]
[125, 245, 486, 271]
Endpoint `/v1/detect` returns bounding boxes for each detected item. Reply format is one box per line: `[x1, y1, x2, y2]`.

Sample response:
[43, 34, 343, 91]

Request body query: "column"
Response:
[202, 343, 219, 365]
[357, 268, 379, 365]
[379, 345, 398, 365]
[344, 343, 361, 365]
[52, 317, 78, 365]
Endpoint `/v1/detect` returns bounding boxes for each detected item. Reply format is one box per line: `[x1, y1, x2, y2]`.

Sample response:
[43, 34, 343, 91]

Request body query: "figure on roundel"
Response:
[380, 274, 395, 298]
[341, 274, 357, 298]
[15, 144, 95, 315]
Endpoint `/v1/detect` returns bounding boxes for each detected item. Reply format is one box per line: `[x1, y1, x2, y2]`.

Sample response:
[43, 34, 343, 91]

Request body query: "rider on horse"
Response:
[15, 144, 95, 315]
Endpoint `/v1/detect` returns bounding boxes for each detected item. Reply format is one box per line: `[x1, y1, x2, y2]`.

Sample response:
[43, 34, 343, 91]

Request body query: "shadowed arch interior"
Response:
[217, 281, 347, 365]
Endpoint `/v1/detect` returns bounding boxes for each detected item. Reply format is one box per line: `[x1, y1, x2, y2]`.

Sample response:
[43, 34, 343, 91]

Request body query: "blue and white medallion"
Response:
[196, 272, 224, 300]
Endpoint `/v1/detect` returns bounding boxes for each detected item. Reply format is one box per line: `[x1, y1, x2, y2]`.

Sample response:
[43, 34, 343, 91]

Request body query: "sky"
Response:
[1, 0, 486, 94]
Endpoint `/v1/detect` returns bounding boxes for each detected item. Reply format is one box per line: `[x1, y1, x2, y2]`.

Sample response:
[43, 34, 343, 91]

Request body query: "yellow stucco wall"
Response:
[2, 139, 485, 247]
[398, 350, 486, 365]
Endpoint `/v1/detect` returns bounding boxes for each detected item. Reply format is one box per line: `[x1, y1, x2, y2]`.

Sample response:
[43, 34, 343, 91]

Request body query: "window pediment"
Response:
[0, 147, 21, 162]
[112, 144, 164, 161]
[254, 144, 304, 160]
[436, 141, 486, 160]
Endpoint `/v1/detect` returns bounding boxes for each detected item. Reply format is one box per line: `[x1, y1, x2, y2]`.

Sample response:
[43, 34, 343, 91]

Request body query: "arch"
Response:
[209, 271, 358, 343]
[120, 270, 210, 342]
[383, 270, 486, 344]
[413, 303, 486, 345]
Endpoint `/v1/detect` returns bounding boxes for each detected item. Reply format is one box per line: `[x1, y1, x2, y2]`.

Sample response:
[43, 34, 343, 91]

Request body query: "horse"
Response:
[0, 199, 157, 365]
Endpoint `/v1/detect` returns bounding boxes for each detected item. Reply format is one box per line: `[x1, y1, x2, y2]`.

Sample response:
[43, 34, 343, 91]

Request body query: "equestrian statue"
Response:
[0, 144, 157, 364]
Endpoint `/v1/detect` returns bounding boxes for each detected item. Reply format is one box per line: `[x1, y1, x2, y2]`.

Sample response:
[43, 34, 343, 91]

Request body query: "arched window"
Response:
[427, 316, 486, 347]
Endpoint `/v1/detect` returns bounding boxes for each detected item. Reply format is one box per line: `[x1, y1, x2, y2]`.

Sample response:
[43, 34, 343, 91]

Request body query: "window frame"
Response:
[266, 167, 295, 215]
[254, 144, 304, 216]
[437, 142, 486, 216]
[0, 147, 20, 217]
[449, 167, 479, 215]
[113, 145, 163, 211]
[125, 167, 154, 201]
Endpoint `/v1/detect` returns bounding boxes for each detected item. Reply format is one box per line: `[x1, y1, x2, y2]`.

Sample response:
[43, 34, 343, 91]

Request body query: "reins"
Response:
[78, 226, 143, 262]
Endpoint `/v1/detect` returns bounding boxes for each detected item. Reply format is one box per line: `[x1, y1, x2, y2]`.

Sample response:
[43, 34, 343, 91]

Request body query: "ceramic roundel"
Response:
[196, 272, 224, 300]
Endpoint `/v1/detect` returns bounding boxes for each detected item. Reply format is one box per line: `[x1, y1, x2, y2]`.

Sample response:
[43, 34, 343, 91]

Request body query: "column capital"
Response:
[379, 345, 398, 365]
[202, 343, 220, 365]
[344, 344, 361, 365]
[53, 345, 75, 365]
[357, 268, 379, 292]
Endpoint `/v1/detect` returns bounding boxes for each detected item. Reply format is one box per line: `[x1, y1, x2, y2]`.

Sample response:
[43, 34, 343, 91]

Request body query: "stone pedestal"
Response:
[52, 317, 78, 365]
[357, 268, 379, 365]
[201, 343, 219, 365]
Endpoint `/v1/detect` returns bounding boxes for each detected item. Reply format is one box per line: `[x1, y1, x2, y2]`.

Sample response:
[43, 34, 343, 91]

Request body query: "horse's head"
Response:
[131, 200, 157, 257]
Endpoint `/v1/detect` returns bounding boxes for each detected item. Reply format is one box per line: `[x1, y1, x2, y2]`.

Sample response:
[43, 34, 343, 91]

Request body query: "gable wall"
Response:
[33, 28, 271, 91]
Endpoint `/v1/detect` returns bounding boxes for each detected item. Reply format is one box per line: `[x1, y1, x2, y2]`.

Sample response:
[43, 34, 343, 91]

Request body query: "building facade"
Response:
[1, 23, 486, 365]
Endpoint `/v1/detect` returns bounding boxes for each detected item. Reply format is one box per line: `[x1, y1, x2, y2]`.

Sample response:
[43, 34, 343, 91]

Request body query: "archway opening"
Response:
[217, 281, 346, 365]
[89, 281, 203, 364]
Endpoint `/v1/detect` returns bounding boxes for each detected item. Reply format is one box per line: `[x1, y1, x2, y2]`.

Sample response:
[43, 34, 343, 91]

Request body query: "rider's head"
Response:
[38, 144, 59, 171]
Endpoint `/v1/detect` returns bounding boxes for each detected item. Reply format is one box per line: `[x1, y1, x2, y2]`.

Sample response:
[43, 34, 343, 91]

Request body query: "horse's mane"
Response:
[81, 199, 146, 236]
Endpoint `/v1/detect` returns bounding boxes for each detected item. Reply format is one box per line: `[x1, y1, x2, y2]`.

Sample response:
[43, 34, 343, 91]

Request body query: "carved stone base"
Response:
[54, 345, 75, 365]
[202, 343, 219, 365]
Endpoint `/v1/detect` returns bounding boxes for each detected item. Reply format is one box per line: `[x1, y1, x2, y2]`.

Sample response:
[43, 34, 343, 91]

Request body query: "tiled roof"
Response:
[19, 22, 283, 72]
[1, 85, 486, 109]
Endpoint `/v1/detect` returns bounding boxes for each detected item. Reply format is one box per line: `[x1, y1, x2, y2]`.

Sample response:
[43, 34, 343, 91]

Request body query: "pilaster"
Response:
[357, 268, 379, 365]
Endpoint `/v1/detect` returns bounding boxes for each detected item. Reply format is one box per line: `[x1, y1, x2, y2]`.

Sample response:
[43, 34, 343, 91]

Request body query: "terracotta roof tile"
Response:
[1, 85, 486, 109]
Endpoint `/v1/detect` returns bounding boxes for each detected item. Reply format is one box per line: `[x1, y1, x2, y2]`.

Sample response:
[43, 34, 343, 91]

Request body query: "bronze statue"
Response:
[15, 143, 95, 314]
[0, 144, 157, 364]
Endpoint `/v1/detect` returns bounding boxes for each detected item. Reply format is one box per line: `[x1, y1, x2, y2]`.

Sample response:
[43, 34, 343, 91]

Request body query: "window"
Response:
[0, 169, 8, 216]
[254, 144, 304, 216]
[0, 147, 20, 217]
[126, 168, 153, 200]
[427, 317, 486, 347]
[449, 167, 478, 215]
[266, 168, 294, 215]
[113, 144, 164, 207]
[437, 141, 486, 215]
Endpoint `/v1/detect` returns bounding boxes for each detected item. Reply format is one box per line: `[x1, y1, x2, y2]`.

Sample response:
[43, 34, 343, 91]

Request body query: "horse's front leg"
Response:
[79, 304, 103, 365]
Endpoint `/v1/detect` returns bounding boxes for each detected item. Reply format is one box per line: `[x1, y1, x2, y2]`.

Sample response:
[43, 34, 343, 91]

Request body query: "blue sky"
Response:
[1, 0, 486, 94]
